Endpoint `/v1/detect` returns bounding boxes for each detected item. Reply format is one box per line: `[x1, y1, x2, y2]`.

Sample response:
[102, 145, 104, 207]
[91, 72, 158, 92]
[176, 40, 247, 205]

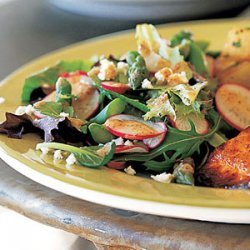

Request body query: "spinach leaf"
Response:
[36, 142, 115, 168]
[34, 102, 63, 117]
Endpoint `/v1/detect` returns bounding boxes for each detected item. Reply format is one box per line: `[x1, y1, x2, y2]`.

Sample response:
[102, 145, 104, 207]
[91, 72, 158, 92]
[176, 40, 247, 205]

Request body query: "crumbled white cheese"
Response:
[117, 62, 128, 75]
[168, 71, 188, 86]
[0, 97, 5, 104]
[112, 137, 124, 146]
[124, 140, 134, 146]
[66, 153, 76, 166]
[38, 147, 50, 157]
[98, 59, 117, 81]
[53, 150, 63, 161]
[141, 79, 153, 89]
[124, 166, 136, 176]
[15, 104, 34, 116]
[59, 112, 69, 118]
[151, 173, 174, 183]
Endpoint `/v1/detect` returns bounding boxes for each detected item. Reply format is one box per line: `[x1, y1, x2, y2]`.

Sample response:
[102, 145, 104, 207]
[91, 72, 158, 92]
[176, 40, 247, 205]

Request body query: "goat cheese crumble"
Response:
[151, 173, 174, 183]
[124, 166, 136, 176]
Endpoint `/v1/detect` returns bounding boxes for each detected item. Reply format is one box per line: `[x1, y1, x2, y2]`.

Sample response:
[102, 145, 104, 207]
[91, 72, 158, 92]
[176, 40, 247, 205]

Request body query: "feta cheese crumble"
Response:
[53, 150, 63, 161]
[59, 112, 69, 118]
[112, 137, 124, 146]
[117, 62, 128, 75]
[15, 104, 34, 116]
[124, 140, 134, 146]
[151, 173, 174, 183]
[66, 153, 76, 166]
[141, 79, 153, 89]
[124, 166, 136, 176]
[0, 97, 5, 104]
[98, 59, 117, 81]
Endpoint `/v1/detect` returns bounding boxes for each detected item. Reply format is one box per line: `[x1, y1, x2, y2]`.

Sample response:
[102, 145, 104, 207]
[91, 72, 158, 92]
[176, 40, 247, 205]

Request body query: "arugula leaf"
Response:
[36, 142, 115, 168]
[22, 60, 93, 103]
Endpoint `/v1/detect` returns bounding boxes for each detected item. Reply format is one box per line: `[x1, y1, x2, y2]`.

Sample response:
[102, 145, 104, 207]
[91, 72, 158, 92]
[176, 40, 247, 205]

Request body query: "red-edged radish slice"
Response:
[101, 81, 130, 94]
[72, 83, 99, 120]
[59, 70, 87, 78]
[107, 161, 126, 169]
[104, 114, 165, 140]
[115, 145, 149, 154]
[215, 83, 250, 131]
[206, 55, 216, 78]
[143, 123, 167, 148]
[169, 113, 209, 134]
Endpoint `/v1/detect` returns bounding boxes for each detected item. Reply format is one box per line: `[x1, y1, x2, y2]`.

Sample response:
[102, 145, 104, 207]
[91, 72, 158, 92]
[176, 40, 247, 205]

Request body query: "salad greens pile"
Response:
[0, 24, 232, 186]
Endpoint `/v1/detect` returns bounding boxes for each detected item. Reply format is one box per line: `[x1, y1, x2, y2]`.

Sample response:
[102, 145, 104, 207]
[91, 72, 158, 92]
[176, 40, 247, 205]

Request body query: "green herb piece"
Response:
[89, 123, 115, 144]
[170, 30, 192, 47]
[232, 41, 241, 47]
[22, 60, 93, 103]
[55, 78, 72, 105]
[128, 54, 149, 90]
[189, 42, 208, 74]
[91, 98, 126, 124]
[34, 102, 63, 117]
[36, 142, 115, 168]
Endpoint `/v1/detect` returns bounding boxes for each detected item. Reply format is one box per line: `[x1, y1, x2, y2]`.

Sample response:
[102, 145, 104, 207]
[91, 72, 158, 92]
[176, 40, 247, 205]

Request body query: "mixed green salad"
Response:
[2, 24, 249, 187]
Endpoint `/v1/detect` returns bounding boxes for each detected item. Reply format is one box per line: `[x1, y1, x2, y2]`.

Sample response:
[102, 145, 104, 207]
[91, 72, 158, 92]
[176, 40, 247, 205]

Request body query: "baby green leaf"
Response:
[36, 142, 115, 168]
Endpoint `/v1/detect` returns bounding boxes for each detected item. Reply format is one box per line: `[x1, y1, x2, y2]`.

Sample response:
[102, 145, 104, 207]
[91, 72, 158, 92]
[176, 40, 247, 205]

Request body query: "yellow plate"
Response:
[0, 18, 250, 223]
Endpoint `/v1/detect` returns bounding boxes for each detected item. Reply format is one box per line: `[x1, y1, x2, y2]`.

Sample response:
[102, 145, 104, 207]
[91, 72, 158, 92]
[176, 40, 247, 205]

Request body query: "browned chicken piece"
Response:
[198, 128, 250, 188]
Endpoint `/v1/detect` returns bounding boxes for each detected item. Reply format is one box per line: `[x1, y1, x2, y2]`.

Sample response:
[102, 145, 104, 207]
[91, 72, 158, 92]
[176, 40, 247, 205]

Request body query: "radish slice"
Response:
[101, 81, 130, 94]
[215, 83, 250, 131]
[104, 114, 165, 140]
[143, 123, 167, 148]
[169, 113, 209, 134]
[107, 161, 126, 169]
[115, 145, 149, 154]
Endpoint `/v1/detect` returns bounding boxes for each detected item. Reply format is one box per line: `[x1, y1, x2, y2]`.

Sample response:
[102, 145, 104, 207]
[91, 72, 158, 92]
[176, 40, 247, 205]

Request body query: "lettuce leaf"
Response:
[136, 24, 183, 68]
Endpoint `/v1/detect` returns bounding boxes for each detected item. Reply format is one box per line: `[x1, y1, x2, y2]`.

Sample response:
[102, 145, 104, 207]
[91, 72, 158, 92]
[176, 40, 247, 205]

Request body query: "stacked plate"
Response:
[50, 0, 250, 20]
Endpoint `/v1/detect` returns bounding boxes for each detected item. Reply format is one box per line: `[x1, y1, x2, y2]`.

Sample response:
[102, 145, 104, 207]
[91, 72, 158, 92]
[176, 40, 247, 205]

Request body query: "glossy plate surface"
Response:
[0, 19, 250, 223]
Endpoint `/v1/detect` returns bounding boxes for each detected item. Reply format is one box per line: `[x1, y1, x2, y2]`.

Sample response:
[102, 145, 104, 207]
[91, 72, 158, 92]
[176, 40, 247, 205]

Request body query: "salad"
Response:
[0, 24, 249, 188]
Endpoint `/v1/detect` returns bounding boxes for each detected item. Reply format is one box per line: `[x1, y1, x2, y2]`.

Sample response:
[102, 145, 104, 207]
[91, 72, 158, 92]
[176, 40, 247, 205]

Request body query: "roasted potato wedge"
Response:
[217, 60, 250, 88]
[222, 27, 250, 60]
[198, 128, 250, 188]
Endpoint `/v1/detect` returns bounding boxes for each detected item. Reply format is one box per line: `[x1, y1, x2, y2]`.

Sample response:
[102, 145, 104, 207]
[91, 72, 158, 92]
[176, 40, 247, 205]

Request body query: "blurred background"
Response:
[0, 0, 249, 249]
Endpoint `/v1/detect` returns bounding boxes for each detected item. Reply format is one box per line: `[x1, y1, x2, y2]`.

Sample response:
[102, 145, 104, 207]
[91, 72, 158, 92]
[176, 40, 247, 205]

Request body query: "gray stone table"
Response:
[0, 0, 250, 249]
